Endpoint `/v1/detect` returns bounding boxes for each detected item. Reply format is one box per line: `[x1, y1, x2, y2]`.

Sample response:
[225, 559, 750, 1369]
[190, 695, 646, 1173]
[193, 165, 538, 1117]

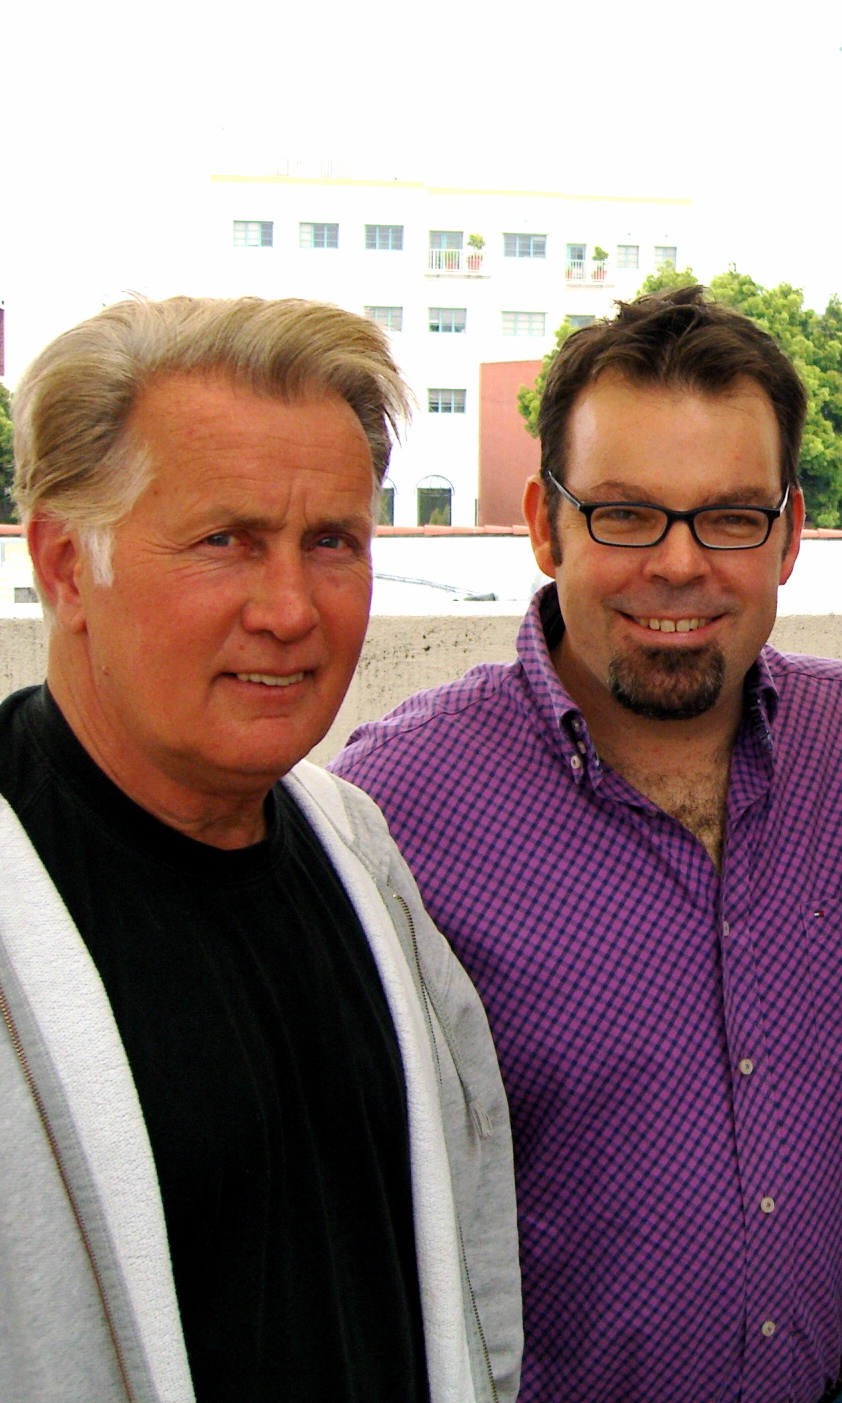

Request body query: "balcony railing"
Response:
[427, 249, 485, 274]
[566, 260, 609, 283]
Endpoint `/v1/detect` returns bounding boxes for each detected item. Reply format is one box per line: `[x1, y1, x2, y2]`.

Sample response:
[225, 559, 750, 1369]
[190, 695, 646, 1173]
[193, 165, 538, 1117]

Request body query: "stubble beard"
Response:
[608, 643, 726, 721]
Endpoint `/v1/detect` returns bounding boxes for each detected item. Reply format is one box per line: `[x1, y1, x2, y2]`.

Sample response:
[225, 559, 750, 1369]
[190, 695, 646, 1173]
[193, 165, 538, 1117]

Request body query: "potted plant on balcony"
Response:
[466, 233, 485, 272]
[592, 245, 609, 281]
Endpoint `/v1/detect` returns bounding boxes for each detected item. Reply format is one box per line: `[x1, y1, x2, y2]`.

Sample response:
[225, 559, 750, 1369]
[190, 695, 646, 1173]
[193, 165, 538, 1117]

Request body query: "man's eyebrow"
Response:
[575, 480, 784, 506]
[195, 511, 372, 534]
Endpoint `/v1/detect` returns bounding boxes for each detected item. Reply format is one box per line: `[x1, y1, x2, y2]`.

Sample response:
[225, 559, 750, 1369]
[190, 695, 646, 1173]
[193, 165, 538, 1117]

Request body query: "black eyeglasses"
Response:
[547, 473, 790, 551]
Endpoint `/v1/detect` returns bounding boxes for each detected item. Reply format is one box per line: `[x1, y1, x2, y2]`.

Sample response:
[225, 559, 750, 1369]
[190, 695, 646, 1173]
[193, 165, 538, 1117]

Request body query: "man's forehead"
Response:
[565, 372, 781, 483]
[130, 371, 358, 436]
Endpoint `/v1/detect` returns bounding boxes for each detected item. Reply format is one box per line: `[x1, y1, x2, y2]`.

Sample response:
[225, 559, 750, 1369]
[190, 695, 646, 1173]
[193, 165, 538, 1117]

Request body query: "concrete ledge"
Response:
[3, 613, 842, 767]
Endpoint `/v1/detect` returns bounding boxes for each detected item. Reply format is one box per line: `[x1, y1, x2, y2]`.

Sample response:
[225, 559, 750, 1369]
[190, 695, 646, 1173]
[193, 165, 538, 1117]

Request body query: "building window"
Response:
[365, 224, 403, 250]
[428, 388, 466, 414]
[616, 244, 639, 269]
[365, 306, 403, 332]
[655, 245, 677, 268]
[300, 222, 339, 249]
[502, 311, 546, 337]
[417, 476, 453, 526]
[566, 244, 586, 280]
[233, 220, 273, 247]
[504, 233, 547, 259]
[429, 307, 467, 334]
[429, 230, 463, 251]
[568, 315, 596, 329]
[378, 483, 395, 526]
[503, 233, 546, 259]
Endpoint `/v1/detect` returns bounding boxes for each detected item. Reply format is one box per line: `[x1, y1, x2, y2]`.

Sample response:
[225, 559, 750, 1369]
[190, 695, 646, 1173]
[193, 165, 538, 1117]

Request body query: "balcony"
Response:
[427, 249, 487, 276]
[566, 260, 611, 284]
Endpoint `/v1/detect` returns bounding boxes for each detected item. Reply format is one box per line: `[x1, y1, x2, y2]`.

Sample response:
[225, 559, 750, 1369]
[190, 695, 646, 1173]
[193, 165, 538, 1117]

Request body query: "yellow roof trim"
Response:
[211, 174, 691, 204]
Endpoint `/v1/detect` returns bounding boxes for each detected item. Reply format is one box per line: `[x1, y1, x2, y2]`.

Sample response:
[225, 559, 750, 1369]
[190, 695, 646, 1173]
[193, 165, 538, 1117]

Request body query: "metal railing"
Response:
[566, 260, 608, 282]
[427, 249, 485, 274]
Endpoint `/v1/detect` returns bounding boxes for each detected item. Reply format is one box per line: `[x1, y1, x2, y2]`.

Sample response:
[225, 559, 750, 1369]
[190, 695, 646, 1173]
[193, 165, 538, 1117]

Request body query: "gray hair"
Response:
[13, 295, 410, 584]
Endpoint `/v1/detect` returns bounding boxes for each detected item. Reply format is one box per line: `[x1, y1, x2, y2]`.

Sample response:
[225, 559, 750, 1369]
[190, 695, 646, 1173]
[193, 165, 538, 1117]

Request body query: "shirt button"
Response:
[572, 719, 582, 732]
[577, 742, 587, 755]
[570, 755, 582, 771]
[760, 1196, 776, 1214]
[739, 1058, 755, 1076]
[761, 1320, 776, 1338]
[722, 920, 731, 938]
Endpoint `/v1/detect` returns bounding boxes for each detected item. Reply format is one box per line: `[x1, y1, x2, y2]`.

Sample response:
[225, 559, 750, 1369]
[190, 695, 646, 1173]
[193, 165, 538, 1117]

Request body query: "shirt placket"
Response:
[720, 777, 792, 1403]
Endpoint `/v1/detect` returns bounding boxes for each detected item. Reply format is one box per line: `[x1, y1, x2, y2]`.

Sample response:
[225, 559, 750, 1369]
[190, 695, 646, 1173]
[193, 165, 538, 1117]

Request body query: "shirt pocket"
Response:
[803, 898, 842, 1065]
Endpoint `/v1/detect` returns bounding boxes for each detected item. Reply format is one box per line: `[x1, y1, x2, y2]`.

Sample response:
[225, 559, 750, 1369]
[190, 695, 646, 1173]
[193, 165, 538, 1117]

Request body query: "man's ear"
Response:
[523, 476, 557, 578]
[26, 516, 88, 632]
[779, 487, 806, 587]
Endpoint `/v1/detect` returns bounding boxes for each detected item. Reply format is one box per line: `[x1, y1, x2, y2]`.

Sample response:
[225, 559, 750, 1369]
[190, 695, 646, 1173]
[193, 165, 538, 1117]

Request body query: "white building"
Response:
[207, 171, 692, 526]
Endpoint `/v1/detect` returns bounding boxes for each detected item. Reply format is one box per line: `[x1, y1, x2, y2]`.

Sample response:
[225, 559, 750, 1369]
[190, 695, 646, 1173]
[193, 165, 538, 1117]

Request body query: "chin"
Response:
[608, 645, 726, 721]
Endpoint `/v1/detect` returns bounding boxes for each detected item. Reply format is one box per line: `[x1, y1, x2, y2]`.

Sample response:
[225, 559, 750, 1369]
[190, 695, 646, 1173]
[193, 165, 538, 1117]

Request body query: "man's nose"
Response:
[642, 519, 711, 582]
[240, 553, 320, 640]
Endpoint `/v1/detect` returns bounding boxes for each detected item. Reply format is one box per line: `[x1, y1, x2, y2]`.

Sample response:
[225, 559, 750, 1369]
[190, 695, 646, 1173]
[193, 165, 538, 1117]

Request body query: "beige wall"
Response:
[4, 612, 842, 766]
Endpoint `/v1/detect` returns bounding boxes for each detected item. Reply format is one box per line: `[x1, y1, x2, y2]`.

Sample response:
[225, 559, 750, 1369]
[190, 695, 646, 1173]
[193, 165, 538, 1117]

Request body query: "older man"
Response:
[0, 296, 521, 1403]
[333, 287, 842, 1403]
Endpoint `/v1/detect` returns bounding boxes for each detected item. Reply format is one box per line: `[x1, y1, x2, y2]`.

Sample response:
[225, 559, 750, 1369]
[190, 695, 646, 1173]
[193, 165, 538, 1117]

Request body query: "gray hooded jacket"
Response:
[0, 762, 522, 1403]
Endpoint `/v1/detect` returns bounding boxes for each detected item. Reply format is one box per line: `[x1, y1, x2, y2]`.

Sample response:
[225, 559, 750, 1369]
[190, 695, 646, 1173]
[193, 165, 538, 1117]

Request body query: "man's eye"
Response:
[203, 532, 235, 548]
[315, 533, 358, 552]
[595, 506, 652, 524]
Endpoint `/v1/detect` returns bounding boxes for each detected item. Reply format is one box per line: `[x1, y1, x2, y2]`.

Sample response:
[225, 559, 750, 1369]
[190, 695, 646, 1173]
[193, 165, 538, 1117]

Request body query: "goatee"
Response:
[608, 645, 726, 720]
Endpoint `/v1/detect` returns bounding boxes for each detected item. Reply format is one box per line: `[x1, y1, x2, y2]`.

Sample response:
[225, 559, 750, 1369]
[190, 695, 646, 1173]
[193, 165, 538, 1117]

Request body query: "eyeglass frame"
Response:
[545, 471, 791, 551]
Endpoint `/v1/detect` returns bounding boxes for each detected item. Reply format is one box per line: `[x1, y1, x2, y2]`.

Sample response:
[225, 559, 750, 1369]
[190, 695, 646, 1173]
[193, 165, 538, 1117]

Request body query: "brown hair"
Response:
[538, 285, 807, 510]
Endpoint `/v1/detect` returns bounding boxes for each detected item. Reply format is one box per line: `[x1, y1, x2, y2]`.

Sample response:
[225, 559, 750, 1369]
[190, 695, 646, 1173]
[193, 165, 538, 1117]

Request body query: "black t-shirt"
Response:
[0, 686, 428, 1403]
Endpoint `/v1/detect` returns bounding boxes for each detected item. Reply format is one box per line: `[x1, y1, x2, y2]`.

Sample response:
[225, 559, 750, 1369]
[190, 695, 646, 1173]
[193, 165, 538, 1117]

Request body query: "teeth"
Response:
[236, 672, 305, 687]
[634, 618, 706, 633]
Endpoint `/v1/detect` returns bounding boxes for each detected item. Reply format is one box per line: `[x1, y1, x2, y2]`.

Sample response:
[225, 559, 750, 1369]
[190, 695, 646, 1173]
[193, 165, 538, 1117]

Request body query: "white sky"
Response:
[4, 0, 841, 376]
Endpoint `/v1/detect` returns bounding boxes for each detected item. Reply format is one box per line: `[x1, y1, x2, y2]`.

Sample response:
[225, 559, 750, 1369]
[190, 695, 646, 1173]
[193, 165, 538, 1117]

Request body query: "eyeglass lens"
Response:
[589, 505, 772, 548]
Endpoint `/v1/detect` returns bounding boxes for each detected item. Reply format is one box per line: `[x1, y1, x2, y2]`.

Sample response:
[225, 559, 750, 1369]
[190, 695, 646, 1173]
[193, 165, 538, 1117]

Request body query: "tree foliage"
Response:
[517, 265, 842, 526]
[0, 384, 14, 524]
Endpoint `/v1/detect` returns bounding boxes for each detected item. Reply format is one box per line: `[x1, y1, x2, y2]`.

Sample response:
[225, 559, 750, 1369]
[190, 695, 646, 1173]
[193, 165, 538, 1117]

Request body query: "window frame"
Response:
[299, 221, 339, 250]
[501, 311, 546, 337]
[428, 307, 467, 334]
[616, 244, 639, 269]
[427, 388, 467, 414]
[365, 224, 404, 251]
[233, 220, 273, 248]
[365, 306, 403, 332]
[503, 233, 547, 259]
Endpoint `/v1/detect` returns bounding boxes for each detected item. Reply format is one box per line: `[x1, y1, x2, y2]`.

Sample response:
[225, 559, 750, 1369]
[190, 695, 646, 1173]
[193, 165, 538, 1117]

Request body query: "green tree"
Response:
[517, 265, 842, 527]
[708, 269, 842, 526]
[0, 384, 14, 524]
[637, 262, 698, 295]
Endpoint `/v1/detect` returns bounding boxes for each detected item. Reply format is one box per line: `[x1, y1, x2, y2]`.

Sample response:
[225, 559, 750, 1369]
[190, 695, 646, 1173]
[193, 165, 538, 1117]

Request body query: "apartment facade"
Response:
[211, 173, 692, 526]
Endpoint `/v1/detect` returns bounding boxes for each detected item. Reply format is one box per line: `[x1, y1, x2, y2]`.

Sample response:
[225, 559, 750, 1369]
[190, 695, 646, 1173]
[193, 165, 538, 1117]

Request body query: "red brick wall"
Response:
[478, 360, 542, 527]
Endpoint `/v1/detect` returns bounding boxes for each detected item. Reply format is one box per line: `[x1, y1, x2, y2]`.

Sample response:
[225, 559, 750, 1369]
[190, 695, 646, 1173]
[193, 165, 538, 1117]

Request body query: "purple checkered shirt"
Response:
[330, 584, 842, 1403]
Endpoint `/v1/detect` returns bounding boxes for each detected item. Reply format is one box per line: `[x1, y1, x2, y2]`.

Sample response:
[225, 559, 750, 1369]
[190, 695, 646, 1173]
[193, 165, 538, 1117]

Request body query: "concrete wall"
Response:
[4, 611, 842, 767]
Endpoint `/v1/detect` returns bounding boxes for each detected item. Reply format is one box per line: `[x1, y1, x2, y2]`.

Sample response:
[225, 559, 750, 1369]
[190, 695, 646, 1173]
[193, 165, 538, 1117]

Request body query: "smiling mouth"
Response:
[631, 617, 714, 633]
[235, 672, 306, 687]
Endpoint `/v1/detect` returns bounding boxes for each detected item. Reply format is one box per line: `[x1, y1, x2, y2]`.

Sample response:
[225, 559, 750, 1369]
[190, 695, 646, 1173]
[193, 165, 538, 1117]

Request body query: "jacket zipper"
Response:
[0, 976, 136, 1403]
[391, 892, 500, 1403]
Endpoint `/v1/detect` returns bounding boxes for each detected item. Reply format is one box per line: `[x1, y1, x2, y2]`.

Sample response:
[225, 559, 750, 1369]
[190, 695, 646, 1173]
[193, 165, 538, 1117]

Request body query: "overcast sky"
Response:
[4, 0, 841, 374]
